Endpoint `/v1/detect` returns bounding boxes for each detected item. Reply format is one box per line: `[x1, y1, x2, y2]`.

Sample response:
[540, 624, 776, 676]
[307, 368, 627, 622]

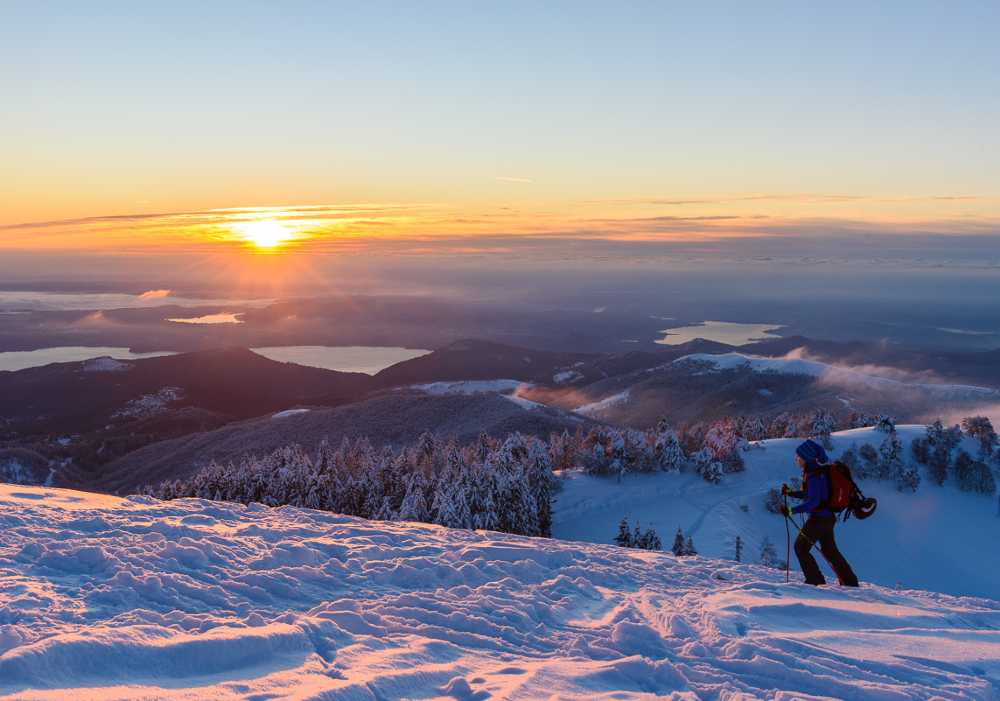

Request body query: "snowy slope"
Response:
[554, 426, 1000, 599]
[2, 485, 999, 699]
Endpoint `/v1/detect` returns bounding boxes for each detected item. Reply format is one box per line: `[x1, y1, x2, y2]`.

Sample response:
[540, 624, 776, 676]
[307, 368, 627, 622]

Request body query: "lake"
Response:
[656, 321, 784, 346]
[0, 345, 429, 374]
[0, 347, 175, 372]
[252, 346, 430, 375]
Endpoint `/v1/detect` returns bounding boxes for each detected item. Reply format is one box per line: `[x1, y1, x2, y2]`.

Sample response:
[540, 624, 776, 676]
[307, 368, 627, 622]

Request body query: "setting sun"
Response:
[231, 218, 300, 250]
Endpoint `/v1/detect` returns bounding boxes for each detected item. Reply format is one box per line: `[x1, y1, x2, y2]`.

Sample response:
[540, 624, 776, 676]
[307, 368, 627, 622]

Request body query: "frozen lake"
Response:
[252, 346, 430, 375]
[656, 320, 783, 346]
[0, 347, 174, 372]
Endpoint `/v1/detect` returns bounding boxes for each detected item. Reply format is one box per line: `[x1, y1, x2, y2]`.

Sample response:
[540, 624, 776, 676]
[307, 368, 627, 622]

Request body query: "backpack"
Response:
[824, 461, 855, 512]
[824, 461, 878, 522]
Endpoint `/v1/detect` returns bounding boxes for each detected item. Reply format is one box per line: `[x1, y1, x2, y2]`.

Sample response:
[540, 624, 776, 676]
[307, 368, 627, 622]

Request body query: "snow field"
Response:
[554, 426, 1000, 599]
[1, 484, 999, 700]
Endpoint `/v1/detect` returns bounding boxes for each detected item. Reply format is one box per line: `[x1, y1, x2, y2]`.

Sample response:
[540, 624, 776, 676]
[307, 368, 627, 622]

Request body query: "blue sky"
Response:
[3, 1, 999, 238]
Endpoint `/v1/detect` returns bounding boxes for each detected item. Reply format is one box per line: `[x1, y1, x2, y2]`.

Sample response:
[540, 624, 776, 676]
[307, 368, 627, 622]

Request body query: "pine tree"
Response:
[614, 517, 632, 547]
[811, 410, 836, 449]
[735, 535, 743, 562]
[760, 537, 777, 567]
[684, 536, 697, 556]
[672, 528, 686, 556]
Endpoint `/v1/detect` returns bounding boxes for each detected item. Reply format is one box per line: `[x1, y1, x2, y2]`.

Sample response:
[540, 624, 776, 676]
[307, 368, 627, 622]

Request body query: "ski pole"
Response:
[783, 495, 790, 583]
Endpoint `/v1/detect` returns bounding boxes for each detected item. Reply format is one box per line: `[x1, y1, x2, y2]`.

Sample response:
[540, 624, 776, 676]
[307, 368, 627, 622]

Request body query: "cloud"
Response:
[495, 176, 534, 184]
[138, 289, 172, 300]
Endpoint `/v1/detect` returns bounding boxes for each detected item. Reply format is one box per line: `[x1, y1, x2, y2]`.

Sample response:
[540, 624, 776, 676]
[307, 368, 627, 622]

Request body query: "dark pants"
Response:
[794, 515, 859, 587]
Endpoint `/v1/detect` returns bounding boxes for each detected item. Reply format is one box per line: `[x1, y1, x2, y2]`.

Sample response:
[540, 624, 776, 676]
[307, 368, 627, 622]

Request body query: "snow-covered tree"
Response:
[875, 415, 897, 434]
[684, 536, 697, 556]
[962, 416, 998, 458]
[810, 410, 836, 449]
[759, 537, 777, 568]
[671, 528, 686, 556]
[614, 517, 632, 547]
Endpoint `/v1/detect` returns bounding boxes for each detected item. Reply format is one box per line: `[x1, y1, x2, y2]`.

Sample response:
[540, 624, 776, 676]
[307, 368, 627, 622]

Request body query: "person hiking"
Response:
[782, 439, 860, 587]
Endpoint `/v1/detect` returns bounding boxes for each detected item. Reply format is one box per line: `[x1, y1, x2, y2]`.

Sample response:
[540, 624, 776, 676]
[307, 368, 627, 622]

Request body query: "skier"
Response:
[782, 439, 859, 587]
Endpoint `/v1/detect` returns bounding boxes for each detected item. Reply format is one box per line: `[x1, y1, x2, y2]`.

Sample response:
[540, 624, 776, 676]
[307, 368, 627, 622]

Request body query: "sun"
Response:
[232, 219, 300, 250]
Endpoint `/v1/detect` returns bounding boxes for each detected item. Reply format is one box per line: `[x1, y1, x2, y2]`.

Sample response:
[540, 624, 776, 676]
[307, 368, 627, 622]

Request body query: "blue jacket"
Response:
[790, 464, 833, 517]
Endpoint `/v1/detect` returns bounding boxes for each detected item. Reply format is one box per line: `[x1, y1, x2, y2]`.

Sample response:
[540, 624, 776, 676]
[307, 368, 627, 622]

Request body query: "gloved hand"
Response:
[780, 483, 790, 496]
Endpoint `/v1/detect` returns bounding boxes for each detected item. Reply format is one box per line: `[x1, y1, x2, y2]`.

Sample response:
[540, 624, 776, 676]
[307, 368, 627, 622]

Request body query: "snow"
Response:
[272, 408, 312, 420]
[82, 357, 131, 373]
[2, 485, 999, 699]
[554, 425, 1000, 599]
[553, 370, 583, 385]
[676, 352, 1000, 400]
[112, 387, 183, 420]
[413, 379, 530, 395]
[503, 394, 543, 410]
[576, 390, 631, 416]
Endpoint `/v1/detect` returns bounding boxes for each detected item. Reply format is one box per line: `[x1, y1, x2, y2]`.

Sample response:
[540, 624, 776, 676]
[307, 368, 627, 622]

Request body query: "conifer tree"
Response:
[614, 517, 632, 547]
[760, 537, 777, 567]
[735, 535, 743, 562]
[672, 528, 686, 556]
[684, 536, 697, 556]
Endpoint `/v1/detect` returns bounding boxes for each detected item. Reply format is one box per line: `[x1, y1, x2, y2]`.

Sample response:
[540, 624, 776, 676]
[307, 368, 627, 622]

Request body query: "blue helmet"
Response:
[795, 439, 829, 466]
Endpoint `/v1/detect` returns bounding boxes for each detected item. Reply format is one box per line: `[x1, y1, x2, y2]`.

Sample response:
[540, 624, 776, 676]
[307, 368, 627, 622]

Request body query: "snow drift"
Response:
[1, 484, 998, 700]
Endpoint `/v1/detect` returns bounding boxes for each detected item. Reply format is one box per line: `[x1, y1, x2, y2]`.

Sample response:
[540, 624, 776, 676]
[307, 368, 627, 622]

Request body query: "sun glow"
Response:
[231, 218, 301, 250]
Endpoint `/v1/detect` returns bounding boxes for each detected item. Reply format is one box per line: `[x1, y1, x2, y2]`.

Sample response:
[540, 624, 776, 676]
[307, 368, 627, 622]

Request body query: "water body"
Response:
[252, 346, 431, 375]
[0, 290, 272, 312]
[656, 321, 784, 346]
[0, 347, 175, 372]
[167, 313, 244, 324]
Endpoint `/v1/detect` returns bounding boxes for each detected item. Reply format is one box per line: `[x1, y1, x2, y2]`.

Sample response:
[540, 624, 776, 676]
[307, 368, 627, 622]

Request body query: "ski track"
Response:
[1, 485, 999, 700]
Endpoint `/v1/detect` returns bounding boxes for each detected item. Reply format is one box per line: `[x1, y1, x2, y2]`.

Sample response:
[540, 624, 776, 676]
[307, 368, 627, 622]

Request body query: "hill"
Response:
[534, 351, 1000, 427]
[1, 483, 997, 700]
[0, 348, 375, 487]
[99, 388, 597, 493]
[554, 425, 1000, 599]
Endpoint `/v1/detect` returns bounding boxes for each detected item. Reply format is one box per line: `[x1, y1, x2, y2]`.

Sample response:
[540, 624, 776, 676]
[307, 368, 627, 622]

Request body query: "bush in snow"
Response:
[910, 437, 930, 465]
[764, 487, 785, 515]
[857, 443, 879, 479]
[838, 446, 859, 471]
[962, 416, 999, 458]
[954, 451, 997, 495]
[928, 444, 950, 486]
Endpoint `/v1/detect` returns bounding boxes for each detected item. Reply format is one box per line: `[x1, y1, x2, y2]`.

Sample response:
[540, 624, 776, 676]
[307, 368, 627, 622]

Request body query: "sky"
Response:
[2, 2, 1000, 265]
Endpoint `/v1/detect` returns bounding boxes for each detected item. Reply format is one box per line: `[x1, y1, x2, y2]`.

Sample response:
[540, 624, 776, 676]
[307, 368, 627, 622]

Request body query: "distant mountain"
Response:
[0, 348, 375, 485]
[528, 349, 1000, 427]
[99, 389, 598, 493]
[373, 339, 599, 387]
